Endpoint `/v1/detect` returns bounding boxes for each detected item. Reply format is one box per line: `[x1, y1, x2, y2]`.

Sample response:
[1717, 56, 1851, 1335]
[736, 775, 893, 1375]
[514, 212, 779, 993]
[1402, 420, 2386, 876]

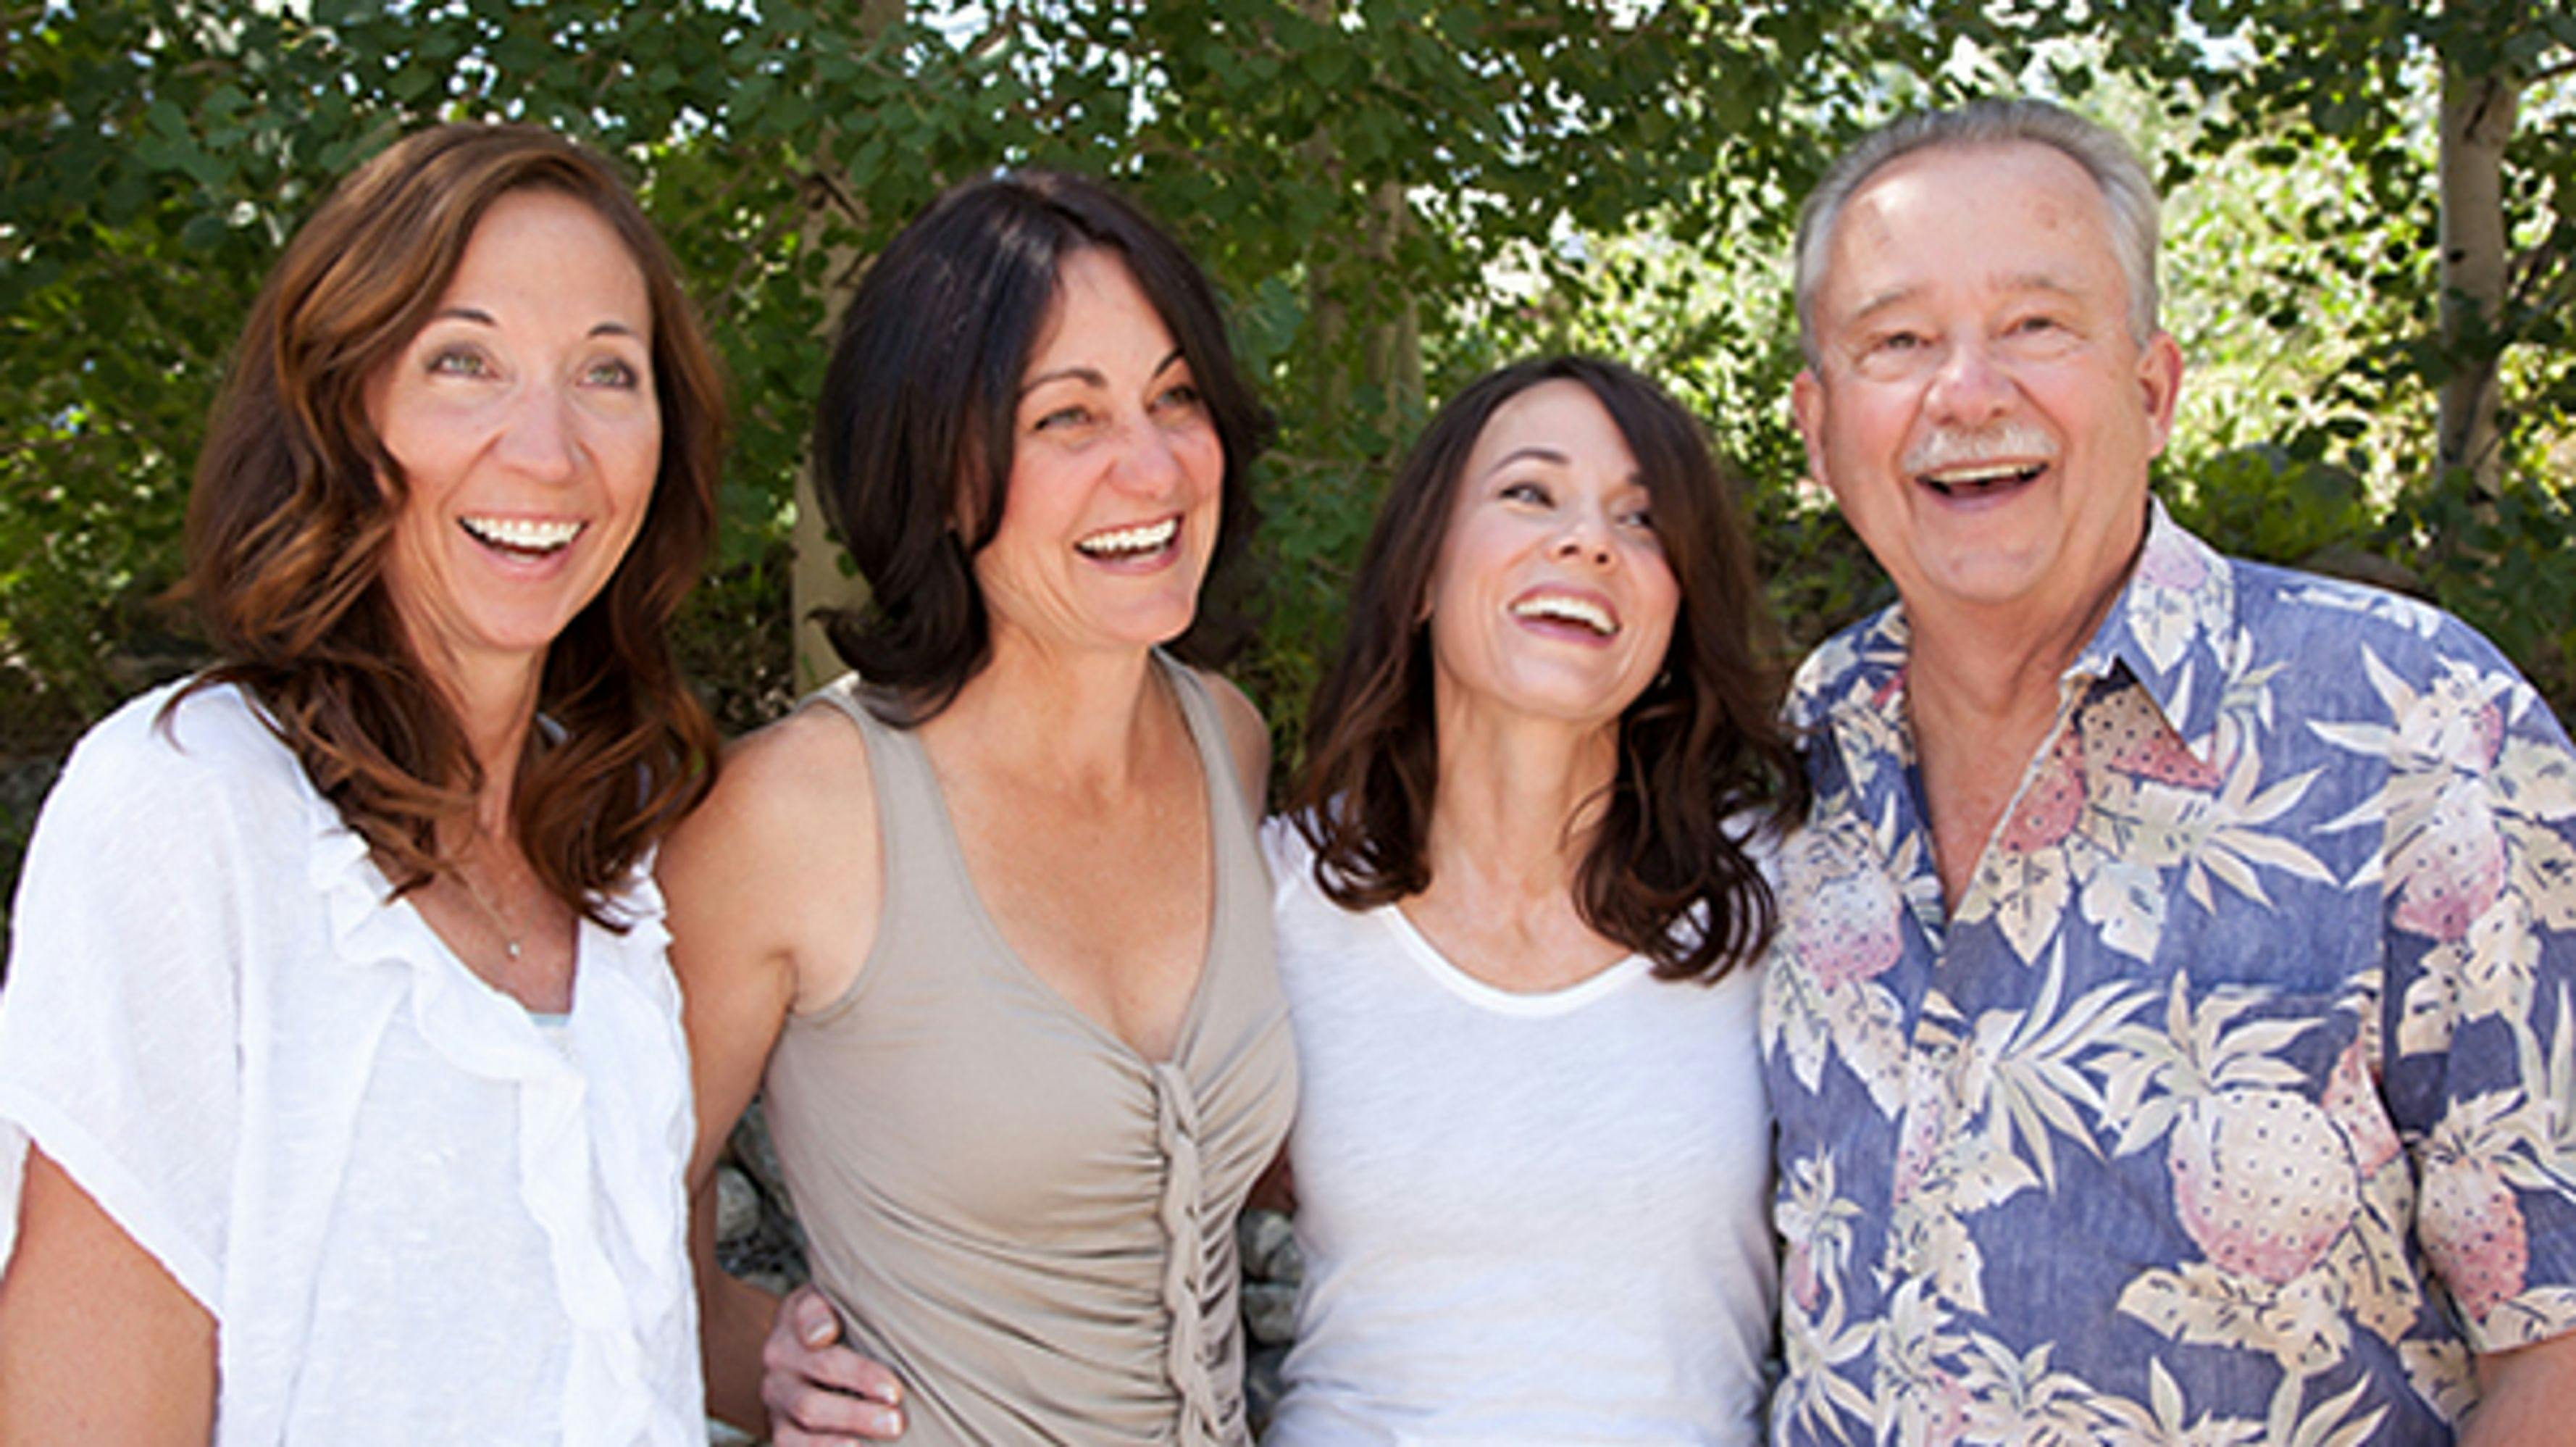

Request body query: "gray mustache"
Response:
[1902, 424, 2059, 475]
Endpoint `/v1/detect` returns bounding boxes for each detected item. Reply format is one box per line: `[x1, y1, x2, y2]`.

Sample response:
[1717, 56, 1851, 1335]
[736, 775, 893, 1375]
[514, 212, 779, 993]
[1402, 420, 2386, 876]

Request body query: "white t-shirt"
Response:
[1262, 819, 1776, 1447]
[0, 681, 705, 1446]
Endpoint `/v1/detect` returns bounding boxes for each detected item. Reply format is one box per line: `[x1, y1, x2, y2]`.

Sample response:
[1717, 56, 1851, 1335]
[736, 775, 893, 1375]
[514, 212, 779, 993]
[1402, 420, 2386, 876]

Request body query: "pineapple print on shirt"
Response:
[1763, 504, 2576, 1446]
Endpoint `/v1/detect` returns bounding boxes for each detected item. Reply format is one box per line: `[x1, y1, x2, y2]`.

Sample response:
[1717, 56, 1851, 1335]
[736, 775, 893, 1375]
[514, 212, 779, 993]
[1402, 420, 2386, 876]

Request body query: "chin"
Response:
[1912, 551, 2055, 604]
[1482, 672, 1646, 730]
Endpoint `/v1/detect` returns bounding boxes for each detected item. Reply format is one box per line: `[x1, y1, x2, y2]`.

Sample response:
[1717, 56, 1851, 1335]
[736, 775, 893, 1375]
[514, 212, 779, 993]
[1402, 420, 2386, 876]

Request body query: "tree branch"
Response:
[798, 163, 869, 231]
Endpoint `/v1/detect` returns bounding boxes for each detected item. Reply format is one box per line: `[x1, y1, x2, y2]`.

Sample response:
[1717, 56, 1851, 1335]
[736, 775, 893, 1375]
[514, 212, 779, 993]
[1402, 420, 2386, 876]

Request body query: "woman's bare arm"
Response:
[0, 1148, 215, 1444]
[664, 709, 885, 1431]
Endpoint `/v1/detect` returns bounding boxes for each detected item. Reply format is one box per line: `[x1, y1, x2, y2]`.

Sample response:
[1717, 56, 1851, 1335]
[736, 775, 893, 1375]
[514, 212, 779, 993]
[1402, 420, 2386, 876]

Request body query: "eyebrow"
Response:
[1846, 270, 2086, 325]
[1482, 445, 1569, 475]
[1018, 347, 1189, 399]
[426, 306, 641, 339]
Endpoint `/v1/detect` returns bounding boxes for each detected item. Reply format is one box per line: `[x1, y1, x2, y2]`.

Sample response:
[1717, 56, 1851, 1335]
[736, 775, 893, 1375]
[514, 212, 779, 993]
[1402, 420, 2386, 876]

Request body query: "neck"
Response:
[1899, 565, 2129, 908]
[1419, 699, 1620, 915]
[427, 649, 547, 846]
[1900, 494, 2151, 754]
[928, 630, 1167, 791]
[1903, 611, 2086, 759]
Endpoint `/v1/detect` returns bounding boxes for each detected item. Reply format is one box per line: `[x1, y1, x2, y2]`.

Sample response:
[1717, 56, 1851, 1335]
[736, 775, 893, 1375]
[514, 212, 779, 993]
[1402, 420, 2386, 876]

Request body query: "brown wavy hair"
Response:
[1290, 356, 1808, 983]
[176, 122, 724, 920]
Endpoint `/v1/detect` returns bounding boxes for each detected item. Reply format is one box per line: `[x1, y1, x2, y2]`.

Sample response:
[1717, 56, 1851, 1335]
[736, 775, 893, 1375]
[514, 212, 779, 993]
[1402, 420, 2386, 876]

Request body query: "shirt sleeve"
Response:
[0, 701, 253, 1314]
[2388, 644, 2576, 1353]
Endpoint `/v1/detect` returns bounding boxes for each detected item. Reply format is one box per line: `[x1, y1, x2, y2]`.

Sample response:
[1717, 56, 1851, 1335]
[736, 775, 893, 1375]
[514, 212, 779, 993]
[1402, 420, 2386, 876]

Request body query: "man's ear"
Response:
[2138, 330, 2184, 459]
[1791, 367, 1832, 495]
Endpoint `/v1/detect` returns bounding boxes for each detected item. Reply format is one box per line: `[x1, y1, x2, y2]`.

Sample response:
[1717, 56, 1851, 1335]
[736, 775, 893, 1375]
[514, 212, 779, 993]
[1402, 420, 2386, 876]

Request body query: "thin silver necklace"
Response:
[453, 861, 524, 962]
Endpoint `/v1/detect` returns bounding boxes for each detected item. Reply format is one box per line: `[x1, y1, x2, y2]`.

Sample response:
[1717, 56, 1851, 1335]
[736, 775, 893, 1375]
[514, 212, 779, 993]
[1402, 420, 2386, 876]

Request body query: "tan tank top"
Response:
[764, 657, 1295, 1446]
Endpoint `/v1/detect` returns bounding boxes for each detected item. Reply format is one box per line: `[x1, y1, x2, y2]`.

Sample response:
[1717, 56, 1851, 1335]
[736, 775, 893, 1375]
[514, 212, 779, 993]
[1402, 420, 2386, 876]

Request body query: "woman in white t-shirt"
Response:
[0, 124, 726, 1444]
[1262, 354, 1806, 1445]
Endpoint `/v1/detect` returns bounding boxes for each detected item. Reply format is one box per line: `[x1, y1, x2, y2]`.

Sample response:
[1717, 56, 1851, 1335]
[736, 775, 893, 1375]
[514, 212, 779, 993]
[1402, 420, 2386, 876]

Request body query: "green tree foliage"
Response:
[3, 1, 2572, 947]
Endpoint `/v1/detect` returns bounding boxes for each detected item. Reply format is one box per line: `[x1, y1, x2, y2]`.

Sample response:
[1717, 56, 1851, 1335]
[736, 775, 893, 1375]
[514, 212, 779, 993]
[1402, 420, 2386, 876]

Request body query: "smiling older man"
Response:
[1761, 99, 2576, 1444]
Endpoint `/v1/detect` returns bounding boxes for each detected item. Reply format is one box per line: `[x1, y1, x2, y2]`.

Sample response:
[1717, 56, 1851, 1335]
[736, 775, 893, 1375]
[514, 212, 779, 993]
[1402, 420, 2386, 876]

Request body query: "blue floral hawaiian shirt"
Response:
[1762, 502, 2576, 1444]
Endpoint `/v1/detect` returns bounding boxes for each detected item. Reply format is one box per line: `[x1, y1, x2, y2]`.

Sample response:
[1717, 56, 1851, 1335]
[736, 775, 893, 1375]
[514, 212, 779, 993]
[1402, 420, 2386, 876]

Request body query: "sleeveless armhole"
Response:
[780, 678, 913, 1027]
[1161, 659, 1260, 853]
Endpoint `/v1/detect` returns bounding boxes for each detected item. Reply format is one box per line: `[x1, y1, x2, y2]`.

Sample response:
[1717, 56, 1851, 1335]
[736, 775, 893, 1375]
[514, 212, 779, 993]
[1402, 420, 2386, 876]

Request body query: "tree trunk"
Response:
[2435, 51, 2519, 496]
[791, 0, 908, 691]
[1292, 0, 1423, 446]
[1363, 178, 1424, 432]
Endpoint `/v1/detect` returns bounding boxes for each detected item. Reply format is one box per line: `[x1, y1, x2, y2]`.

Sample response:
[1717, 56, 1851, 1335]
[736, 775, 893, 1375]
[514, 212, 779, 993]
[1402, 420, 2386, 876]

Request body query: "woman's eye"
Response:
[1033, 404, 1091, 433]
[583, 356, 642, 388]
[427, 347, 491, 378]
[1500, 480, 1552, 506]
[1153, 382, 1204, 413]
[1619, 506, 1655, 531]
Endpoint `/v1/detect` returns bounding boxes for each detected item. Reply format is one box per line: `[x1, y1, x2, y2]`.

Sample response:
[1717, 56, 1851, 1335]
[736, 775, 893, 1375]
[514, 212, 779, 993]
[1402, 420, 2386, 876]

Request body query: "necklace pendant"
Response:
[506, 940, 523, 961]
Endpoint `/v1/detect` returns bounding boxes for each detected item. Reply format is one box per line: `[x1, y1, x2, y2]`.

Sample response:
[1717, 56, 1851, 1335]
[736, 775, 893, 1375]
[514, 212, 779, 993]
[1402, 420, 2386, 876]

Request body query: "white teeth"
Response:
[462, 516, 583, 551]
[1511, 595, 1616, 635]
[1075, 517, 1179, 558]
[1920, 462, 2044, 489]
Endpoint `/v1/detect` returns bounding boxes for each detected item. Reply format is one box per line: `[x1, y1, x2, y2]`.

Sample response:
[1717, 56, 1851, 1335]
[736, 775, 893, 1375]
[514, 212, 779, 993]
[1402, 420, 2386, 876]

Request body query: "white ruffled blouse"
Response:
[0, 680, 704, 1445]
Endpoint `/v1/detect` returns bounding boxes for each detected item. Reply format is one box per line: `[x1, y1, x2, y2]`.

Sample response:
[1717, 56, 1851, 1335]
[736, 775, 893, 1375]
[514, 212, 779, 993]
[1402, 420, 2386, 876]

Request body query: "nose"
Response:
[1112, 416, 1187, 497]
[494, 382, 580, 482]
[1923, 338, 2014, 427]
[1551, 501, 1615, 567]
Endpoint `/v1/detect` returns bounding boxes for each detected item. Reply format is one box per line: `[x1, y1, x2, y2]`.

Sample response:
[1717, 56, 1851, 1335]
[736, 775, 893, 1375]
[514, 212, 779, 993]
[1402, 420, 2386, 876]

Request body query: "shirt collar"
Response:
[1793, 496, 2237, 766]
[2072, 496, 2236, 756]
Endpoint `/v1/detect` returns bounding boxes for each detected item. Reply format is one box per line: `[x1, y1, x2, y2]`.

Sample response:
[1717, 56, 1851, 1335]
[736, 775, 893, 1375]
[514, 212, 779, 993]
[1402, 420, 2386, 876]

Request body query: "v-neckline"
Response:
[907, 654, 1226, 1069]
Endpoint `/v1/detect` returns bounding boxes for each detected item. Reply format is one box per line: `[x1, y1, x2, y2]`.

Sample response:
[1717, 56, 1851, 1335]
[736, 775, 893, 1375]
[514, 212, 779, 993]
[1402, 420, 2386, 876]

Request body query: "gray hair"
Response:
[1792, 99, 2162, 364]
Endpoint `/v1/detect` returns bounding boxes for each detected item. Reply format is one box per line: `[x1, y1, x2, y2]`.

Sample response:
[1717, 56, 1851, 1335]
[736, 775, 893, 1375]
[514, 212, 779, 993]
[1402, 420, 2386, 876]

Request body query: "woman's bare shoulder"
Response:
[1189, 667, 1271, 812]
[663, 702, 882, 976]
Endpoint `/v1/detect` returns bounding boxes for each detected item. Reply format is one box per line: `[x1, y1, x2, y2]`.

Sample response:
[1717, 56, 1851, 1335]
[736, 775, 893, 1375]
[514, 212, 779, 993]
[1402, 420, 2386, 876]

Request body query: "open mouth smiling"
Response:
[1074, 516, 1181, 561]
[1509, 592, 1619, 638]
[1917, 460, 2048, 499]
[461, 515, 584, 557]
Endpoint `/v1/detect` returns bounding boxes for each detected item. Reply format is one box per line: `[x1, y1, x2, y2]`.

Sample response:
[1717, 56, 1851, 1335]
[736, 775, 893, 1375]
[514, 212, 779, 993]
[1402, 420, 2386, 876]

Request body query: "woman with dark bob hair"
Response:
[1261, 355, 1806, 1443]
[0, 124, 723, 1443]
[664, 169, 1292, 1444]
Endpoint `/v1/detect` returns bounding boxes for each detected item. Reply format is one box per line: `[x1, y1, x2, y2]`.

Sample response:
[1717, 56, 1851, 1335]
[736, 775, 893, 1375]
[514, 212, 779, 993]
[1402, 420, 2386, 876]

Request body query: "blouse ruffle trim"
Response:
[304, 787, 693, 1447]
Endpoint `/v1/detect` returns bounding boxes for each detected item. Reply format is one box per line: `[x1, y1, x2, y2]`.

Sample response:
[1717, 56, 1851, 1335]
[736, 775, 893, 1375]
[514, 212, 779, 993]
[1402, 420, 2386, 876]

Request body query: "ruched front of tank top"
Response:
[763, 658, 1295, 1445]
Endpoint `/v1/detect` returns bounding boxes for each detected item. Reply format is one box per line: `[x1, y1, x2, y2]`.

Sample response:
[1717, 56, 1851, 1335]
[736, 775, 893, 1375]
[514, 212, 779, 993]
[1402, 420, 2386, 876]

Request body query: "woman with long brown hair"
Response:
[1260, 354, 1805, 1443]
[0, 123, 723, 1444]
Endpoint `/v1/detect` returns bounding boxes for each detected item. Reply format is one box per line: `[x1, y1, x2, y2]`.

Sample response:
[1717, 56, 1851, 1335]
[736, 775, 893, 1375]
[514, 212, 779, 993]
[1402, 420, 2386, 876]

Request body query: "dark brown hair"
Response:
[1290, 355, 1807, 983]
[811, 169, 1270, 725]
[178, 122, 724, 920]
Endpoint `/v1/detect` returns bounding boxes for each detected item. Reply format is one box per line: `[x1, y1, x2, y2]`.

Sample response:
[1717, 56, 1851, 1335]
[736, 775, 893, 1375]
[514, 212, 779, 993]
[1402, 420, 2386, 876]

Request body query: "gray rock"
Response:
[713, 1095, 811, 1293]
[729, 1098, 790, 1201]
[1241, 1279, 1299, 1348]
[1237, 1207, 1302, 1285]
[715, 1164, 761, 1251]
[1245, 1343, 1289, 1435]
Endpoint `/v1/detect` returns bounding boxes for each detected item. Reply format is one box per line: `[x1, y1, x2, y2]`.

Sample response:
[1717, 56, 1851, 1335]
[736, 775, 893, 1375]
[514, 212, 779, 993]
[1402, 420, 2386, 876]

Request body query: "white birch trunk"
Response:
[792, 0, 907, 691]
[2435, 55, 2519, 494]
